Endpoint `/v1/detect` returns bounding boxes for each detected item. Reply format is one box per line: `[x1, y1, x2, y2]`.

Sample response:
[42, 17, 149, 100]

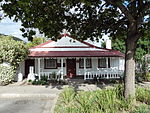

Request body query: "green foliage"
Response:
[32, 80, 48, 85]
[111, 38, 125, 53]
[55, 86, 150, 113]
[0, 65, 14, 85]
[131, 105, 150, 113]
[136, 57, 150, 82]
[0, 34, 23, 41]
[0, 35, 28, 68]
[112, 37, 150, 61]
[32, 75, 49, 85]
[51, 72, 57, 80]
[136, 87, 150, 105]
[145, 73, 150, 81]
[1, 0, 149, 41]
[60, 87, 75, 104]
[55, 85, 133, 113]
[26, 37, 46, 48]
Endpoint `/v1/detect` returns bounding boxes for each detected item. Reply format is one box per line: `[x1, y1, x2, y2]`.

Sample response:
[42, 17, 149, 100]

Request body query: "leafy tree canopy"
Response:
[0, 35, 28, 68]
[0, 33, 23, 41]
[1, 0, 149, 41]
[26, 37, 46, 48]
[111, 35, 150, 62]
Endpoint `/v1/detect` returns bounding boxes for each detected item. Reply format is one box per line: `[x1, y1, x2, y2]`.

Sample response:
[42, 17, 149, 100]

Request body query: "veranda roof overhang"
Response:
[28, 51, 124, 58]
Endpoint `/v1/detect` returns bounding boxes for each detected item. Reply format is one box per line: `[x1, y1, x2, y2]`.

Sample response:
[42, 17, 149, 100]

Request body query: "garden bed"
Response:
[54, 85, 150, 113]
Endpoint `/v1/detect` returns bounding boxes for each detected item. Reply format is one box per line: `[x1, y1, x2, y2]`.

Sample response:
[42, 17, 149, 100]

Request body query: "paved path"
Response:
[0, 85, 61, 113]
[0, 98, 53, 113]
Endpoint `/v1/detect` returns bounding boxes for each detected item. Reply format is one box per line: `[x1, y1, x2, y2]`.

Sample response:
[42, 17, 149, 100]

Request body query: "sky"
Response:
[0, 17, 28, 41]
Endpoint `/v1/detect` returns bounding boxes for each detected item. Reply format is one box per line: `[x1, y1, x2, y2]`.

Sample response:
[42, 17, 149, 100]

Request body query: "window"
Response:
[98, 58, 106, 68]
[44, 59, 57, 69]
[98, 58, 110, 68]
[79, 58, 92, 68]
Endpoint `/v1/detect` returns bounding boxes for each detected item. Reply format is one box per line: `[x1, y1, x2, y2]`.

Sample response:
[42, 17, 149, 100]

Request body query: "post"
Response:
[106, 57, 109, 79]
[38, 58, 41, 80]
[61, 58, 64, 80]
[84, 58, 86, 80]
[118, 57, 120, 77]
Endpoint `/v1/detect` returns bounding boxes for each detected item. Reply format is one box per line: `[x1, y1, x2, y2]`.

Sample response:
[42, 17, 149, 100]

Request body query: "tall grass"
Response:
[54, 85, 134, 113]
[136, 87, 150, 105]
[131, 105, 150, 113]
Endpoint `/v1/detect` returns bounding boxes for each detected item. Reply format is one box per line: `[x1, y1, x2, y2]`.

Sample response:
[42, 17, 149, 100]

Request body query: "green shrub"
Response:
[41, 75, 48, 81]
[131, 105, 150, 113]
[51, 72, 57, 80]
[136, 87, 150, 105]
[31, 75, 49, 85]
[0, 36, 28, 68]
[54, 85, 133, 113]
[60, 87, 76, 104]
[145, 73, 150, 81]
[32, 80, 49, 85]
[55, 86, 150, 113]
[0, 65, 14, 85]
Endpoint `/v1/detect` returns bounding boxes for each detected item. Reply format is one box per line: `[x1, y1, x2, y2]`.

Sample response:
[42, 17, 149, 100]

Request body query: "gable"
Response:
[30, 34, 111, 52]
[42, 36, 89, 47]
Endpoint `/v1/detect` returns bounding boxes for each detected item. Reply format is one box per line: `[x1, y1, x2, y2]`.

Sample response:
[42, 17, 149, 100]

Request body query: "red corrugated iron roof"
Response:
[28, 51, 124, 57]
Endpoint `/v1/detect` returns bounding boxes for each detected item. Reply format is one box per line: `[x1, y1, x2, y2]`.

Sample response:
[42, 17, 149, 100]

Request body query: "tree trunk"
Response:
[124, 23, 139, 99]
[124, 39, 136, 99]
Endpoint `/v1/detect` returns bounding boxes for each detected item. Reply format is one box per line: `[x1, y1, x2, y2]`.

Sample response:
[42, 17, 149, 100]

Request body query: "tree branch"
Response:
[137, 1, 150, 23]
[110, 17, 127, 29]
[104, 0, 135, 23]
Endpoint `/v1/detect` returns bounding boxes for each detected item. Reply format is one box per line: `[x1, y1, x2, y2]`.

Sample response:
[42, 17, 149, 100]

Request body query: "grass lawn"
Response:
[54, 85, 150, 113]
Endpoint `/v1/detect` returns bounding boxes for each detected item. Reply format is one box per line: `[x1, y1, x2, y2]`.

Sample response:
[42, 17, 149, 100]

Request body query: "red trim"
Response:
[31, 46, 91, 48]
[30, 40, 54, 49]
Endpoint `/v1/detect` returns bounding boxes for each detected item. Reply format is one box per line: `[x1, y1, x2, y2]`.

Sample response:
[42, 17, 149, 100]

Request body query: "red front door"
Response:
[66, 59, 76, 78]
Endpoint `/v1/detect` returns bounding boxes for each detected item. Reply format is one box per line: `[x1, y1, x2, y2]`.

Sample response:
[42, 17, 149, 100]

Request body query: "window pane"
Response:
[98, 58, 106, 68]
[79, 59, 84, 68]
[79, 58, 92, 68]
[86, 59, 91, 68]
[45, 59, 57, 69]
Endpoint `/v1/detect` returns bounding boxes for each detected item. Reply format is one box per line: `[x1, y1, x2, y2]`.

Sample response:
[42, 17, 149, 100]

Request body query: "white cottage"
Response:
[22, 34, 125, 80]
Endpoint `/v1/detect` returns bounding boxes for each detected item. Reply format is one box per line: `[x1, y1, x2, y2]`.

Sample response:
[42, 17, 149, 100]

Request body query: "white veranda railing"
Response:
[39, 71, 62, 80]
[84, 69, 124, 80]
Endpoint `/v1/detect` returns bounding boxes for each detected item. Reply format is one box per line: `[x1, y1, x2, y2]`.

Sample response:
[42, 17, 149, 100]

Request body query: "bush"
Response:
[136, 87, 150, 105]
[145, 73, 150, 81]
[0, 65, 14, 85]
[32, 80, 49, 85]
[131, 105, 150, 113]
[54, 85, 133, 113]
[0, 36, 28, 68]
[31, 75, 49, 85]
